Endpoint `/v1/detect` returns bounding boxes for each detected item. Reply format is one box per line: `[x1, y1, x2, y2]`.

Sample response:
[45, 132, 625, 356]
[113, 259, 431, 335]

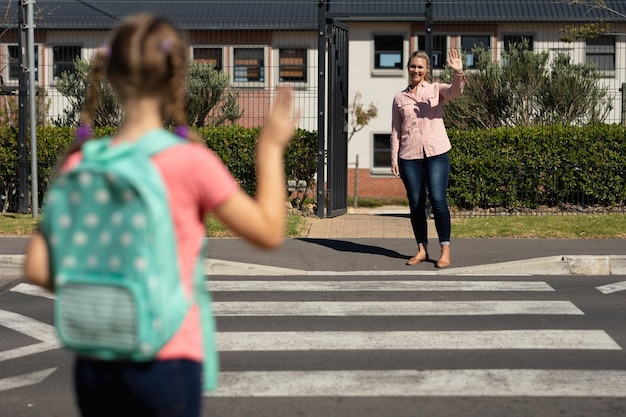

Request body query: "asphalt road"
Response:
[3, 266, 626, 417]
[1, 236, 625, 416]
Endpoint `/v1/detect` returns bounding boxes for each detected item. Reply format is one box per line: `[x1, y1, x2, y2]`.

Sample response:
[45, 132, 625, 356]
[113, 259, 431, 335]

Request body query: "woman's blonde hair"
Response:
[407, 50, 432, 82]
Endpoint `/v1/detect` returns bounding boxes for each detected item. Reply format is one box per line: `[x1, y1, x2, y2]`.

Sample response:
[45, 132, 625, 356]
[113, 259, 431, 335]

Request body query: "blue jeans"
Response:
[398, 152, 451, 246]
[74, 358, 202, 417]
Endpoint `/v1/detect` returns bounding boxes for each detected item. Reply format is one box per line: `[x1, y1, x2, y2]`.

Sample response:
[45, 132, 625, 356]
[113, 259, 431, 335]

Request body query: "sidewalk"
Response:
[1, 207, 625, 277]
[306, 205, 438, 239]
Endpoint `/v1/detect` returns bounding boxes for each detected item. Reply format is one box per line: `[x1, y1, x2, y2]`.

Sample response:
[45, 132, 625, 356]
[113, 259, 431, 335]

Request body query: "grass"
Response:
[2, 211, 625, 239]
[0, 213, 38, 236]
[451, 214, 626, 239]
[0, 212, 309, 238]
[204, 213, 308, 238]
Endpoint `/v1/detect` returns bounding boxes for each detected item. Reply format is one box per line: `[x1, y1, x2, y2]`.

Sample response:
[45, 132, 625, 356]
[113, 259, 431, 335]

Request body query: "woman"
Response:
[390, 49, 465, 268]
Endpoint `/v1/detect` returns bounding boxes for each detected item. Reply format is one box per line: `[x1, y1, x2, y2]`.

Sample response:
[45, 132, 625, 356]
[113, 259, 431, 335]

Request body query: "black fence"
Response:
[1, 1, 625, 217]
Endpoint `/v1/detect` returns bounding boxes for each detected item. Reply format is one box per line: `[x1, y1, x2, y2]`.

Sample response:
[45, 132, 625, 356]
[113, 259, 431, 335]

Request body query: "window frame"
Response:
[460, 35, 492, 69]
[192, 46, 224, 71]
[415, 34, 448, 70]
[277, 47, 308, 85]
[371, 33, 406, 77]
[230, 46, 267, 88]
[586, 35, 615, 76]
[503, 34, 534, 52]
[51, 45, 82, 82]
[6, 44, 40, 84]
[371, 132, 393, 175]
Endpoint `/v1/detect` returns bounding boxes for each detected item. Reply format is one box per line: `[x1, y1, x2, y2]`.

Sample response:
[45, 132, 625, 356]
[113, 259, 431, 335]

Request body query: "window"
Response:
[372, 133, 391, 169]
[373, 35, 404, 70]
[416, 35, 447, 69]
[53, 45, 81, 78]
[504, 35, 534, 52]
[233, 48, 264, 83]
[279, 48, 307, 83]
[460, 35, 490, 68]
[193, 47, 223, 70]
[8, 45, 39, 82]
[586, 35, 615, 73]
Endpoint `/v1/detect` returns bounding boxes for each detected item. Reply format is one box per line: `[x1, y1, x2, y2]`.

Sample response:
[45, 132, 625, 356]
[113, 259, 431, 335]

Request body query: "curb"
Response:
[4, 255, 626, 277]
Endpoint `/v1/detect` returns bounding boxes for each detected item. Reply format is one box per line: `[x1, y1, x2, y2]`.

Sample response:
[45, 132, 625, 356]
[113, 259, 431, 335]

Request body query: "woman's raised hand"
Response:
[447, 49, 463, 74]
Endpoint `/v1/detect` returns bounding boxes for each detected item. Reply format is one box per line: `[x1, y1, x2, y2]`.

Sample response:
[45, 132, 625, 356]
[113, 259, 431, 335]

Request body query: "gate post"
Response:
[316, 0, 327, 218]
[425, 0, 433, 65]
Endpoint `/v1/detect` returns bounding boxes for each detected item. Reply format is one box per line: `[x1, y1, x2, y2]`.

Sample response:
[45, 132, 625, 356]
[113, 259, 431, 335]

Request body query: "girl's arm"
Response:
[213, 87, 297, 249]
[24, 232, 53, 292]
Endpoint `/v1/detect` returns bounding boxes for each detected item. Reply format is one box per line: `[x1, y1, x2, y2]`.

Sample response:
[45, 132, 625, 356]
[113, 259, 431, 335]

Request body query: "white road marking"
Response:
[212, 300, 584, 316]
[210, 369, 626, 397]
[10, 283, 54, 299]
[0, 368, 57, 392]
[0, 310, 62, 362]
[596, 281, 626, 294]
[208, 280, 554, 292]
[217, 329, 621, 351]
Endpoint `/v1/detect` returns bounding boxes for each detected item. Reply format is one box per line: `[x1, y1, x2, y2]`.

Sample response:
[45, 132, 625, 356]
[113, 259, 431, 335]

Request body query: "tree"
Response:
[348, 91, 377, 142]
[537, 53, 612, 125]
[442, 43, 612, 129]
[563, 0, 625, 18]
[54, 59, 242, 128]
[53, 57, 121, 127]
[559, 0, 625, 41]
[185, 62, 242, 127]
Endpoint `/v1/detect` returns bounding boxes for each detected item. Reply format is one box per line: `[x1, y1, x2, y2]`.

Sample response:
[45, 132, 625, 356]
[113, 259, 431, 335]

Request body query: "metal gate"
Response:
[325, 20, 349, 218]
[316, 1, 349, 218]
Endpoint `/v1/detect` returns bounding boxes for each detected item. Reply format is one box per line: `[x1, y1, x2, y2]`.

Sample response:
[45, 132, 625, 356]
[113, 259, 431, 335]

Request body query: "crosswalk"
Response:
[7, 277, 626, 399]
[206, 276, 626, 398]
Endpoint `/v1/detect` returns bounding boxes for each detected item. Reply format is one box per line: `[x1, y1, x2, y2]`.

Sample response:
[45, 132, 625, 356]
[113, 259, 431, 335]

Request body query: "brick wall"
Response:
[347, 168, 406, 200]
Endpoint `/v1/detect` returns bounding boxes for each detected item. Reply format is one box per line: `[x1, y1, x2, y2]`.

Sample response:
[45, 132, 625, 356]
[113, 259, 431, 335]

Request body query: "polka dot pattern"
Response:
[40, 131, 191, 361]
[47, 169, 156, 279]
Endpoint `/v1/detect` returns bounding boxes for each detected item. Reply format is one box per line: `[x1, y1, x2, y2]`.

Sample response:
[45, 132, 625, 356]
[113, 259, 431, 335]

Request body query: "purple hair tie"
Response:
[173, 125, 190, 139]
[75, 123, 93, 142]
[161, 39, 173, 54]
[100, 44, 111, 59]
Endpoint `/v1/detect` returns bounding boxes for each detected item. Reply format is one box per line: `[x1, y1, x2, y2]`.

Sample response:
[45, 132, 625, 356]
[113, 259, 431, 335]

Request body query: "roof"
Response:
[433, 0, 626, 23]
[2, 0, 625, 30]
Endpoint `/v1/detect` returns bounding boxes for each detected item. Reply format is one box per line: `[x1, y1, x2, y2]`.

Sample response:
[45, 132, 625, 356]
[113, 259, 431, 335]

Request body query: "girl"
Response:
[24, 13, 297, 417]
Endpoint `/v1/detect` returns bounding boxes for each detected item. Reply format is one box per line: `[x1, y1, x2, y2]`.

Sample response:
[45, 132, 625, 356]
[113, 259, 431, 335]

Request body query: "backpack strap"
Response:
[134, 129, 185, 156]
[81, 129, 184, 162]
[193, 237, 220, 392]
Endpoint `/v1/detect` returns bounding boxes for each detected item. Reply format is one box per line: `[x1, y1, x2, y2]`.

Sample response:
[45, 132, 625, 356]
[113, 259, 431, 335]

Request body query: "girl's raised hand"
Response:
[261, 87, 298, 148]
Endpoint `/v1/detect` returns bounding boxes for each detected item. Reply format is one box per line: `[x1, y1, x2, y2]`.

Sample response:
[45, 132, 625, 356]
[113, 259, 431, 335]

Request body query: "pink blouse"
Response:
[390, 72, 466, 165]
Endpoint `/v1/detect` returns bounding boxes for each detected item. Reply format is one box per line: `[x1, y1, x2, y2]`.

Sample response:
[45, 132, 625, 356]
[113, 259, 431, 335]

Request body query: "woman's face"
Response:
[407, 57, 429, 85]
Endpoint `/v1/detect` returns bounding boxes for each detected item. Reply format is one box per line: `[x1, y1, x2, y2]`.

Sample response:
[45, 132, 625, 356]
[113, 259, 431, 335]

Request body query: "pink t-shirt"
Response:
[64, 139, 239, 363]
[154, 142, 238, 362]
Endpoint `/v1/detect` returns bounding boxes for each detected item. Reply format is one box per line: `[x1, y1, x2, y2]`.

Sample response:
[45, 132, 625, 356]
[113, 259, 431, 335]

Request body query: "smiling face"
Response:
[407, 56, 429, 86]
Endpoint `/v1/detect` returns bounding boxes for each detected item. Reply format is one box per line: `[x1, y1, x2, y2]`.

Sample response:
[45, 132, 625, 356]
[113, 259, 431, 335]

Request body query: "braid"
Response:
[54, 47, 110, 177]
[80, 48, 107, 129]
[166, 37, 203, 144]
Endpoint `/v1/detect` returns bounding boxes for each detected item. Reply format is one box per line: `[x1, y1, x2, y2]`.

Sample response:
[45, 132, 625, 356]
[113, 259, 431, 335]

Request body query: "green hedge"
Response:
[0, 125, 318, 211]
[2, 124, 624, 212]
[449, 124, 626, 209]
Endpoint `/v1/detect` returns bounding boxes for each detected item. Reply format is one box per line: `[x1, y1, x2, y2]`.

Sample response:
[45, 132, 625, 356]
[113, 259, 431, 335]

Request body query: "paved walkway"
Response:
[306, 206, 437, 239]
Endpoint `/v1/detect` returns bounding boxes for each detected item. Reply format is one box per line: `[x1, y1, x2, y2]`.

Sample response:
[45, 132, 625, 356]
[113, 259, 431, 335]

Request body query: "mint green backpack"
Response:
[40, 129, 219, 390]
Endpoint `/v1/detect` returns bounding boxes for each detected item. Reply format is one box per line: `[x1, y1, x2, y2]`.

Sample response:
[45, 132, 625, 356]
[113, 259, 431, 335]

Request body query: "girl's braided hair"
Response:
[63, 13, 201, 168]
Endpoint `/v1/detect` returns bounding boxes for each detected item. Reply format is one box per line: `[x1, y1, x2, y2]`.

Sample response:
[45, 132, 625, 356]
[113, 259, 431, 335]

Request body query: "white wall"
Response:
[344, 21, 626, 172]
[346, 22, 412, 176]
